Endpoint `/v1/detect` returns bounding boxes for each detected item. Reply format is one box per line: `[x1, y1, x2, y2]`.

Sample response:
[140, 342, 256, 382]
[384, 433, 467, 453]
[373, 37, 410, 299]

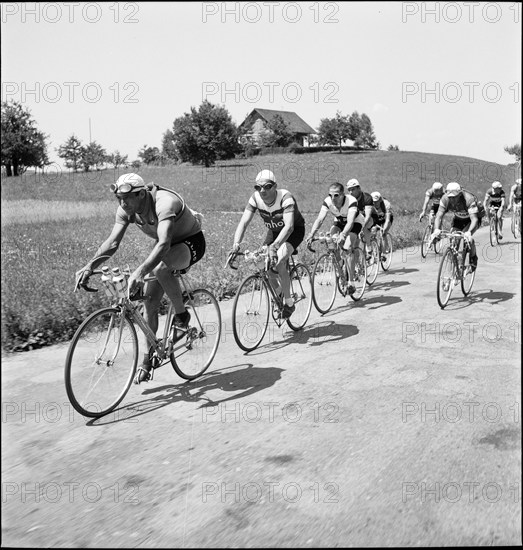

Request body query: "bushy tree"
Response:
[172, 100, 240, 167]
[138, 145, 160, 165]
[347, 111, 362, 142]
[1, 100, 48, 176]
[57, 134, 83, 172]
[317, 111, 351, 152]
[161, 129, 178, 162]
[354, 113, 378, 149]
[504, 144, 521, 162]
[261, 114, 294, 148]
[80, 141, 107, 171]
[388, 144, 400, 151]
[107, 150, 128, 169]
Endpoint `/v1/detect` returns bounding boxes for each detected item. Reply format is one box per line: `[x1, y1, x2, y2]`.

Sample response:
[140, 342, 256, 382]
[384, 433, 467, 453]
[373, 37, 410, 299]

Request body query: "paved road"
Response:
[2, 226, 521, 547]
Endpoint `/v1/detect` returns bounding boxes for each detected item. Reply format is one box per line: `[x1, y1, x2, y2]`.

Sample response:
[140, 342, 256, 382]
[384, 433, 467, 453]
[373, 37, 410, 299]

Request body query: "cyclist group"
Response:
[76, 171, 520, 384]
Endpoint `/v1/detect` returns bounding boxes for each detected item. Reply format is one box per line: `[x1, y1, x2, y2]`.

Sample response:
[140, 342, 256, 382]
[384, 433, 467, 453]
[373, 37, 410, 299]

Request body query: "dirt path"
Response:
[2, 226, 521, 547]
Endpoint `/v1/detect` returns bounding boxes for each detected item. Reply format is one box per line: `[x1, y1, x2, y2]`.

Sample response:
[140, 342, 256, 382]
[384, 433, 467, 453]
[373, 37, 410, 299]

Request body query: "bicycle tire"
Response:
[311, 253, 338, 314]
[460, 247, 476, 296]
[380, 234, 393, 271]
[489, 217, 498, 246]
[231, 274, 270, 352]
[287, 262, 313, 331]
[421, 225, 431, 258]
[65, 307, 138, 418]
[366, 239, 380, 285]
[350, 248, 367, 302]
[170, 289, 221, 380]
[437, 249, 456, 309]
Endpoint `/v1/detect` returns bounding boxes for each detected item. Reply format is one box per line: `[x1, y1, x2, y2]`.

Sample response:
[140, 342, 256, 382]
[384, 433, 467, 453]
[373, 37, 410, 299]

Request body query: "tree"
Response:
[388, 144, 400, 151]
[80, 141, 107, 171]
[261, 114, 294, 148]
[172, 100, 240, 167]
[138, 145, 160, 165]
[57, 134, 83, 172]
[161, 129, 178, 162]
[317, 111, 351, 152]
[354, 113, 378, 149]
[1, 100, 48, 177]
[107, 150, 128, 169]
[347, 111, 362, 142]
[504, 144, 521, 162]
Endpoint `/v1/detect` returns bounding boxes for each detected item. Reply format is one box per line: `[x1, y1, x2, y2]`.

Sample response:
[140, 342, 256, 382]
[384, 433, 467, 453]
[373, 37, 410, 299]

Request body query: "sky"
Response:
[1, 1, 521, 167]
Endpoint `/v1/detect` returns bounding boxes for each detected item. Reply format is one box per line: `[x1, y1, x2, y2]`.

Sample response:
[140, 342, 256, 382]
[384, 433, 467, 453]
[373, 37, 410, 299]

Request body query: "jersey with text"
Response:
[246, 189, 305, 232]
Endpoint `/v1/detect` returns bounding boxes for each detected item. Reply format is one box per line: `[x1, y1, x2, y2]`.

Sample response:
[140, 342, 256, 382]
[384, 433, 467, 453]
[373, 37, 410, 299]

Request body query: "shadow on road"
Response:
[350, 294, 403, 310]
[368, 280, 410, 291]
[246, 320, 359, 355]
[88, 363, 284, 424]
[383, 267, 420, 275]
[441, 289, 516, 311]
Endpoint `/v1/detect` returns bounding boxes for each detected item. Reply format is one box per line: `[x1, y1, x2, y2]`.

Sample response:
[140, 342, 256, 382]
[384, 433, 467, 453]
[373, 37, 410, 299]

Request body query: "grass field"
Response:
[1, 150, 517, 351]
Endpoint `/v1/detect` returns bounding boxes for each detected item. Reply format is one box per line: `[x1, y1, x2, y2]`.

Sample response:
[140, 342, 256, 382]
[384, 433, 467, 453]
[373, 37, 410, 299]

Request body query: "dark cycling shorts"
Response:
[175, 230, 206, 266]
[373, 214, 394, 227]
[430, 203, 440, 215]
[264, 224, 305, 253]
[333, 219, 363, 236]
[451, 216, 483, 232]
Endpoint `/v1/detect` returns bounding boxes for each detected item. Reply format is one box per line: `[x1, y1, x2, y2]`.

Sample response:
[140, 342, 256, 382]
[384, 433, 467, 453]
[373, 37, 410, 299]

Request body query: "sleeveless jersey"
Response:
[246, 188, 305, 232]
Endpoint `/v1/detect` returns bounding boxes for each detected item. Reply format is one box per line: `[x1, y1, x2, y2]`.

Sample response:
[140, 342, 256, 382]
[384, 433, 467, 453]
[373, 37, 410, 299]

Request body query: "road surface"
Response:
[2, 226, 521, 547]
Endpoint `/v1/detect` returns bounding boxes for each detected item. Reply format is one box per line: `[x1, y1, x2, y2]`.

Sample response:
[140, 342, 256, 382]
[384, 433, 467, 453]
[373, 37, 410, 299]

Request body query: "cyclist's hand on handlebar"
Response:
[463, 231, 472, 243]
[419, 213, 424, 222]
[429, 229, 441, 243]
[127, 270, 145, 298]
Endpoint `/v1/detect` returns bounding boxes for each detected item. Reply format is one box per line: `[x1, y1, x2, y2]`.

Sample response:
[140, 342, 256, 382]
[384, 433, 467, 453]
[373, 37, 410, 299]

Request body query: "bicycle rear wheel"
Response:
[350, 248, 367, 302]
[287, 263, 312, 330]
[170, 289, 221, 380]
[232, 274, 270, 351]
[312, 253, 338, 314]
[421, 225, 431, 258]
[380, 234, 393, 271]
[437, 249, 456, 308]
[366, 240, 379, 285]
[65, 307, 138, 418]
[460, 248, 476, 296]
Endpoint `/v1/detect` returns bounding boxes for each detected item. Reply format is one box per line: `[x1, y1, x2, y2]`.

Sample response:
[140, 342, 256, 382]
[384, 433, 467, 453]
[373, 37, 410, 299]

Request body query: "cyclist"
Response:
[75, 173, 205, 384]
[419, 182, 444, 223]
[431, 182, 485, 270]
[370, 191, 393, 259]
[508, 178, 521, 213]
[345, 178, 374, 244]
[306, 181, 364, 295]
[231, 170, 305, 319]
[484, 181, 506, 239]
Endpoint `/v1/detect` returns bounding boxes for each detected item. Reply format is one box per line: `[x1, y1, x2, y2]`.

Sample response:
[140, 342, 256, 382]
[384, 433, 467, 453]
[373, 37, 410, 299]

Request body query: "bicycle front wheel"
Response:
[437, 249, 456, 308]
[170, 289, 221, 380]
[489, 217, 498, 246]
[312, 253, 338, 314]
[460, 248, 476, 296]
[65, 307, 138, 418]
[287, 263, 312, 331]
[380, 234, 393, 271]
[421, 225, 431, 258]
[350, 248, 367, 302]
[232, 274, 270, 352]
[366, 240, 380, 285]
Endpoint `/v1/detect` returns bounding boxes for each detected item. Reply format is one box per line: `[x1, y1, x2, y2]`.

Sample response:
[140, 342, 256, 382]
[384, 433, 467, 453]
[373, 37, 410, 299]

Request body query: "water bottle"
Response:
[112, 267, 127, 299]
[101, 266, 117, 299]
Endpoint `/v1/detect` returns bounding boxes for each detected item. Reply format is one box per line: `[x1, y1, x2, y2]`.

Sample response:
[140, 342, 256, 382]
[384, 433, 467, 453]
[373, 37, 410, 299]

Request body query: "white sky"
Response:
[1, 1, 521, 165]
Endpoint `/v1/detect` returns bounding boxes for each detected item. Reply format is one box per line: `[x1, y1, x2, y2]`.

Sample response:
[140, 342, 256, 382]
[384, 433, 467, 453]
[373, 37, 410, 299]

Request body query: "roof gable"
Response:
[240, 108, 316, 134]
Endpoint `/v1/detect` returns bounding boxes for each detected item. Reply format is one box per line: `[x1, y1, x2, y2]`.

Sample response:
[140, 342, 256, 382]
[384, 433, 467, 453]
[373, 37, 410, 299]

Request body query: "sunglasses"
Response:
[254, 182, 275, 192]
[110, 182, 143, 194]
[329, 193, 341, 198]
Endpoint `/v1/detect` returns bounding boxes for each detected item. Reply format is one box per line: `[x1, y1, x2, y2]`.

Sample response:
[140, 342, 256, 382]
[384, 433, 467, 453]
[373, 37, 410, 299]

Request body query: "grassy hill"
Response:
[1, 150, 518, 351]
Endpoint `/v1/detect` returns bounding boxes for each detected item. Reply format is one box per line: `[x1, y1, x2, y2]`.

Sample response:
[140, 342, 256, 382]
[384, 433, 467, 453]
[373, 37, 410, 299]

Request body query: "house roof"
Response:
[240, 108, 317, 134]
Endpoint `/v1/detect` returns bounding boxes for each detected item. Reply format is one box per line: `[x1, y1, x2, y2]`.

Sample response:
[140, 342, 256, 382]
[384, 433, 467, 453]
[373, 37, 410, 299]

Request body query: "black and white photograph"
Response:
[1, 1, 521, 547]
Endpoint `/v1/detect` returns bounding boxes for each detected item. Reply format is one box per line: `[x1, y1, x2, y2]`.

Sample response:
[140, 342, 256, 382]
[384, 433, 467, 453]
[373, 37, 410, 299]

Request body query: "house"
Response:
[238, 108, 317, 147]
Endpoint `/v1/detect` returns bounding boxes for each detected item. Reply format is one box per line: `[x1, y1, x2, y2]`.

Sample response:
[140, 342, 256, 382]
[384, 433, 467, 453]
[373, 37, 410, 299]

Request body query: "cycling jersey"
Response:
[485, 188, 506, 208]
[320, 194, 363, 228]
[373, 198, 393, 218]
[246, 188, 305, 232]
[425, 187, 444, 205]
[438, 189, 484, 220]
[115, 184, 201, 243]
[355, 191, 374, 215]
[512, 183, 521, 202]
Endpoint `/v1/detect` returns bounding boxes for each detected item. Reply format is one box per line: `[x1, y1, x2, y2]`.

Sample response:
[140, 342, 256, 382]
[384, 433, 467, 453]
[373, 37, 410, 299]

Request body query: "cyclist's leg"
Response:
[329, 223, 342, 261]
[273, 226, 304, 308]
[497, 206, 503, 236]
[461, 218, 478, 266]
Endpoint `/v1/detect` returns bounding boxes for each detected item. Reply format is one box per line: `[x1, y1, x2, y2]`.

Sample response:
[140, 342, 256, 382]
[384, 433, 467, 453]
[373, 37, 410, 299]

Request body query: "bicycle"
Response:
[488, 206, 501, 246]
[308, 233, 367, 314]
[226, 246, 312, 352]
[65, 266, 221, 418]
[511, 202, 521, 239]
[370, 224, 393, 272]
[420, 215, 441, 258]
[435, 230, 476, 309]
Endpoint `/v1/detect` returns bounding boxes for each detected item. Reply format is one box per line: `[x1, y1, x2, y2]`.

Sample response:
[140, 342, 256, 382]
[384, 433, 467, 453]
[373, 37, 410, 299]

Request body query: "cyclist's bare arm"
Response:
[308, 209, 328, 239]
[364, 205, 373, 227]
[77, 222, 127, 279]
[420, 195, 430, 217]
[338, 208, 359, 243]
[272, 211, 295, 249]
[136, 218, 176, 278]
[433, 207, 445, 232]
[233, 208, 256, 249]
[468, 212, 480, 234]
